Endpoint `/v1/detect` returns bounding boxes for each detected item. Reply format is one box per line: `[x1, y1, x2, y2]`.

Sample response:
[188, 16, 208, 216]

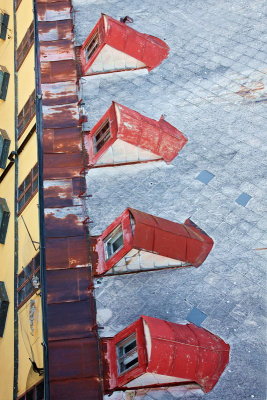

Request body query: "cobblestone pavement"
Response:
[73, 0, 266, 399]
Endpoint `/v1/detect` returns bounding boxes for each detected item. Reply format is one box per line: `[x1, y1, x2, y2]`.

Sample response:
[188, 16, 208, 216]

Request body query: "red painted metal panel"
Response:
[143, 316, 230, 393]
[44, 210, 85, 238]
[103, 316, 230, 393]
[94, 208, 213, 275]
[41, 60, 77, 84]
[46, 267, 91, 304]
[38, 19, 73, 42]
[44, 180, 76, 208]
[45, 236, 89, 269]
[50, 378, 102, 400]
[42, 81, 78, 106]
[81, 15, 169, 75]
[43, 127, 82, 153]
[42, 104, 79, 129]
[85, 102, 187, 166]
[47, 299, 96, 341]
[49, 337, 101, 380]
[40, 40, 75, 62]
[36, 2, 71, 22]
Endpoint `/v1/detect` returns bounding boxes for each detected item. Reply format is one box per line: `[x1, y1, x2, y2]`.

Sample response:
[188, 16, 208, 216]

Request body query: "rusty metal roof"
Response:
[36, 0, 103, 398]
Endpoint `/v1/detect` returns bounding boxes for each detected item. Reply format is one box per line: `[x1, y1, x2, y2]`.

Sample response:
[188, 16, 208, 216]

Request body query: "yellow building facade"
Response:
[0, 0, 43, 398]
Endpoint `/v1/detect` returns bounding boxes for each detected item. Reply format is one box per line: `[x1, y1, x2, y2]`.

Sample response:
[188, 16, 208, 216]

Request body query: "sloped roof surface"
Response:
[73, 0, 266, 398]
[129, 208, 213, 266]
[143, 316, 229, 392]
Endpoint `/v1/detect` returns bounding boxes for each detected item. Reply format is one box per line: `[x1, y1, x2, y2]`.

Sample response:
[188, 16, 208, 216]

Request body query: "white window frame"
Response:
[104, 225, 123, 260]
[116, 333, 139, 375]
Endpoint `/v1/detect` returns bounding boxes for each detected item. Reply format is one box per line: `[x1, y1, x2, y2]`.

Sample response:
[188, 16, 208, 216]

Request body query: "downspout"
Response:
[12, 0, 19, 397]
[32, 1, 50, 398]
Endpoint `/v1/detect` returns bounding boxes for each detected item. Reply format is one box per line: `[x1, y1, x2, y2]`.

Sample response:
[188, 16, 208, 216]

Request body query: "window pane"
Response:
[124, 355, 138, 371]
[24, 173, 31, 188]
[18, 182, 25, 198]
[112, 234, 123, 254]
[34, 253, 40, 268]
[18, 197, 24, 211]
[25, 389, 34, 400]
[104, 226, 123, 260]
[24, 186, 32, 204]
[24, 261, 33, 277]
[117, 334, 138, 374]
[32, 177, 38, 192]
[24, 280, 33, 298]
[94, 121, 111, 153]
[18, 270, 25, 287]
[85, 33, 99, 61]
[124, 339, 137, 354]
[32, 164, 38, 177]
[36, 381, 44, 400]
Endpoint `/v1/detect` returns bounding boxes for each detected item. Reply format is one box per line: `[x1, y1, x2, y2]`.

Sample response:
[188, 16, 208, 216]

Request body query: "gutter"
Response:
[32, 1, 50, 398]
[12, 0, 19, 397]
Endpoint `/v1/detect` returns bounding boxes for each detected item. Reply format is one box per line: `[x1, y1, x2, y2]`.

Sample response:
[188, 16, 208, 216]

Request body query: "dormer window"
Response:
[81, 15, 169, 76]
[104, 225, 123, 260]
[85, 102, 187, 167]
[94, 208, 213, 276]
[117, 334, 138, 374]
[102, 316, 230, 394]
[0, 13, 9, 41]
[85, 32, 99, 62]
[94, 120, 111, 153]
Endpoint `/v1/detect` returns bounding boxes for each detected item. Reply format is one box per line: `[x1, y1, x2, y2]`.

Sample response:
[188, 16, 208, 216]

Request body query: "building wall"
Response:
[0, 1, 15, 398]
[0, 0, 42, 398]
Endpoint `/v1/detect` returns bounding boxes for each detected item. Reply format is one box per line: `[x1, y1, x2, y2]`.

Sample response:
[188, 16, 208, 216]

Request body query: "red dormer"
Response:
[80, 14, 169, 75]
[102, 316, 230, 394]
[84, 102, 187, 167]
[93, 208, 213, 276]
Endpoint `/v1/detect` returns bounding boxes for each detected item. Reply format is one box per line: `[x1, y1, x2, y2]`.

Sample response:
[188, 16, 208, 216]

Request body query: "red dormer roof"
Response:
[84, 102, 187, 167]
[80, 14, 169, 75]
[103, 316, 230, 393]
[94, 208, 213, 275]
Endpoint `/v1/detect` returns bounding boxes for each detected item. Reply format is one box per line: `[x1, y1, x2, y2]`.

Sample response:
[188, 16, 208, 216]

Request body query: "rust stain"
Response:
[45, 237, 89, 270]
[41, 60, 77, 84]
[38, 20, 73, 42]
[42, 103, 79, 129]
[40, 40, 75, 62]
[44, 213, 85, 237]
[42, 81, 78, 106]
[48, 337, 101, 379]
[43, 127, 82, 153]
[46, 268, 91, 304]
[47, 299, 96, 341]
